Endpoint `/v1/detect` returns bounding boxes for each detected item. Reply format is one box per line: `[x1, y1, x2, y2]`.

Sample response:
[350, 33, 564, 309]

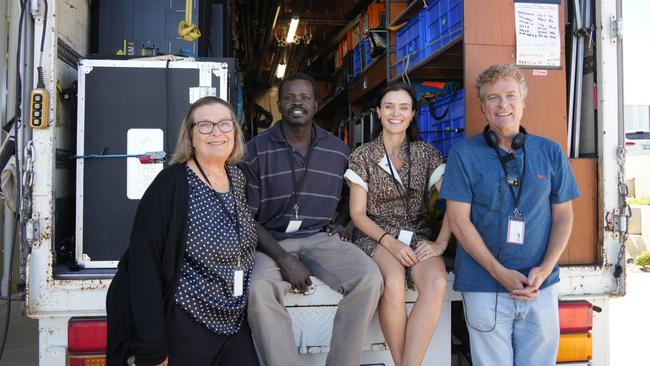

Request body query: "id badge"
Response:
[233, 269, 244, 297]
[507, 218, 525, 245]
[285, 220, 303, 233]
[397, 230, 414, 246]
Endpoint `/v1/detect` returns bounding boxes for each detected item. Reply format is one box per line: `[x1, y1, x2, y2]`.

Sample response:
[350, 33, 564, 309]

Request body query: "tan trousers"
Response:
[247, 232, 383, 366]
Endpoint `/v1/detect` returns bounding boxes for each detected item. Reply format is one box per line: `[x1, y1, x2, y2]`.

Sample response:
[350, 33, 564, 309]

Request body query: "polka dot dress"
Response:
[175, 164, 257, 335]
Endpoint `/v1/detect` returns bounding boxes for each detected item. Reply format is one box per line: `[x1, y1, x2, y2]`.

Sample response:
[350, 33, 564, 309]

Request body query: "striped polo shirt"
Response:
[240, 122, 351, 240]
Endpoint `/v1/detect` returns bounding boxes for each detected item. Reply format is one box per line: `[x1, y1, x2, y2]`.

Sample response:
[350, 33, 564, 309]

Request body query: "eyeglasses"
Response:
[193, 120, 234, 134]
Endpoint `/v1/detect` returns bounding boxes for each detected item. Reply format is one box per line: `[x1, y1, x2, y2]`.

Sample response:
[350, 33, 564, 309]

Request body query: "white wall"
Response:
[624, 0, 650, 105]
[624, 105, 650, 131]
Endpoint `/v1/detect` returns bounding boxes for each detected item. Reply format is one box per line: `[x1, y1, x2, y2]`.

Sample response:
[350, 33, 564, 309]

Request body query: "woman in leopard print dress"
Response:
[345, 83, 450, 366]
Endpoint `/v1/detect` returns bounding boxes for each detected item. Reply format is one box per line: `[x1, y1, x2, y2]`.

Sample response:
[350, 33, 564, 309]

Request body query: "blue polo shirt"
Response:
[440, 133, 580, 292]
[240, 122, 351, 240]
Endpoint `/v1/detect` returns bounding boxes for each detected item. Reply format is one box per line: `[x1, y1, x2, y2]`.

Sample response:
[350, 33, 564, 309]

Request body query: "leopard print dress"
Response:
[345, 133, 445, 289]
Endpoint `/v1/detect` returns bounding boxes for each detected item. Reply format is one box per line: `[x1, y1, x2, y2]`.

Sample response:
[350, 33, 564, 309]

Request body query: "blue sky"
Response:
[624, 0, 650, 105]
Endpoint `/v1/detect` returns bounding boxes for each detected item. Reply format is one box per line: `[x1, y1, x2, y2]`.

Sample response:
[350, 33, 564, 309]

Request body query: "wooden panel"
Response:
[560, 158, 599, 265]
[464, 0, 565, 47]
[464, 44, 568, 153]
[464, 0, 517, 46]
[463, 0, 567, 151]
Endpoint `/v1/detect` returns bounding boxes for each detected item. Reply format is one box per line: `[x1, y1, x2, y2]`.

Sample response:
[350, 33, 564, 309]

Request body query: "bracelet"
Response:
[378, 232, 390, 245]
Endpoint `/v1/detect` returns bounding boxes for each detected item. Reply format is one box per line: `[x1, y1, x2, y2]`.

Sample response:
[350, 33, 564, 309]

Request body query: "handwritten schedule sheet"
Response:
[515, 3, 561, 67]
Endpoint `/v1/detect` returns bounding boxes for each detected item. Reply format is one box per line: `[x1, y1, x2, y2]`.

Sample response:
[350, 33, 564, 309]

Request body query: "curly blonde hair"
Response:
[476, 64, 528, 101]
[170, 96, 245, 165]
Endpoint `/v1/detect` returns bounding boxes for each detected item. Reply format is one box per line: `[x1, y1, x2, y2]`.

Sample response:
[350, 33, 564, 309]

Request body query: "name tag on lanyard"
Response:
[285, 220, 303, 233]
[507, 217, 525, 245]
[397, 230, 414, 246]
[285, 203, 303, 233]
[233, 269, 243, 297]
[494, 146, 527, 246]
[284, 143, 311, 234]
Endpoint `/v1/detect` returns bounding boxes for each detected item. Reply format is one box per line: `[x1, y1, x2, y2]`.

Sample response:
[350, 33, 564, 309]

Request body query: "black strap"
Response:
[192, 157, 243, 246]
[493, 145, 526, 217]
[383, 138, 412, 221]
[429, 87, 460, 120]
[281, 128, 315, 218]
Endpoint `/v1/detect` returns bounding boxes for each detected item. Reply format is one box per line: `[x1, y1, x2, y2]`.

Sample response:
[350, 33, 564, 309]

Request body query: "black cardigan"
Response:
[106, 164, 189, 366]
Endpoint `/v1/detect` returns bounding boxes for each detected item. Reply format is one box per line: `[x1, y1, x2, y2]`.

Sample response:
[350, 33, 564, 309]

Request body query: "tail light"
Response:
[68, 318, 107, 366]
[556, 333, 593, 362]
[556, 301, 593, 363]
[68, 355, 106, 366]
[559, 301, 593, 332]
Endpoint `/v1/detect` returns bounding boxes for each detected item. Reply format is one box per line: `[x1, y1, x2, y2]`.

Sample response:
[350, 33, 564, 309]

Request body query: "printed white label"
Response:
[126, 129, 164, 200]
[285, 220, 303, 233]
[397, 230, 414, 246]
[507, 219, 526, 245]
[233, 269, 243, 297]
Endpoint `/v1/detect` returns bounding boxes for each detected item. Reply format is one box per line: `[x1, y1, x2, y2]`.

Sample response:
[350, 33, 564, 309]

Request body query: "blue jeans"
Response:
[462, 284, 559, 366]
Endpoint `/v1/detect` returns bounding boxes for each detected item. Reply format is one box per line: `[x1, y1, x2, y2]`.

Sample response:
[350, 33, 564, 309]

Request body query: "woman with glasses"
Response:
[107, 96, 259, 366]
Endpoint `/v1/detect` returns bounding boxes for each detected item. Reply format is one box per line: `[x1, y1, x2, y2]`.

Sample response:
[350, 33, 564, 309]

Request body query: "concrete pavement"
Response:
[610, 265, 650, 365]
[0, 300, 37, 366]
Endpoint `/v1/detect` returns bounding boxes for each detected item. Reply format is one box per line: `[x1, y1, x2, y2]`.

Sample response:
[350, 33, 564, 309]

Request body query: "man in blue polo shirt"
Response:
[440, 64, 580, 366]
[241, 72, 382, 366]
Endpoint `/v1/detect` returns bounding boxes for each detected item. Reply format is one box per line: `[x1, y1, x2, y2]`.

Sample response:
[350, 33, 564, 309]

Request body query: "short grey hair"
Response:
[476, 64, 528, 101]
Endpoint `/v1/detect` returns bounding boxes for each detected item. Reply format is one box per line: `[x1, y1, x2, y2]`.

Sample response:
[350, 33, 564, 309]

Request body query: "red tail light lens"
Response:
[68, 319, 107, 353]
[559, 301, 593, 332]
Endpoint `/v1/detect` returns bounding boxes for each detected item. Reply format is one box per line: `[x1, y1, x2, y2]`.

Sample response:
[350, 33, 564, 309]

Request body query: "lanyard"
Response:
[493, 145, 526, 218]
[192, 157, 243, 264]
[383, 138, 412, 221]
[281, 128, 315, 218]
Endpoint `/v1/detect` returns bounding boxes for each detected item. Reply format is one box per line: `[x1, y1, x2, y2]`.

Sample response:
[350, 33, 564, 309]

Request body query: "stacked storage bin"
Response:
[353, 43, 363, 77]
[351, 39, 377, 79]
[396, 10, 427, 74]
[418, 89, 465, 157]
[395, 0, 463, 74]
[362, 38, 375, 71]
[425, 0, 463, 54]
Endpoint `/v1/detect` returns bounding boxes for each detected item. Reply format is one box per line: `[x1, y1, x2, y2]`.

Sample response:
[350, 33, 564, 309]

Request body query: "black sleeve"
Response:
[127, 170, 176, 365]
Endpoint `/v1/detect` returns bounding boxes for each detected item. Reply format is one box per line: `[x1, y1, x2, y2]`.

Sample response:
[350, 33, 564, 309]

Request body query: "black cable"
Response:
[36, 0, 48, 88]
[0, 0, 30, 360]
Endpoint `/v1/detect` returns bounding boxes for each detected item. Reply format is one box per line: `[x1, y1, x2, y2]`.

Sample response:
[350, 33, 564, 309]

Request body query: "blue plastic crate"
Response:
[418, 90, 464, 132]
[424, 0, 463, 56]
[418, 89, 465, 157]
[396, 10, 427, 74]
[441, 0, 463, 45]
[362, 39, 374, 70]
[353, 43, 363, 77]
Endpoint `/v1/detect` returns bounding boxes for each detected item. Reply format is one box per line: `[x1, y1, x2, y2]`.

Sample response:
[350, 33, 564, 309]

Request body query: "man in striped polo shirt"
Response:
[242, 72, 383, 366]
